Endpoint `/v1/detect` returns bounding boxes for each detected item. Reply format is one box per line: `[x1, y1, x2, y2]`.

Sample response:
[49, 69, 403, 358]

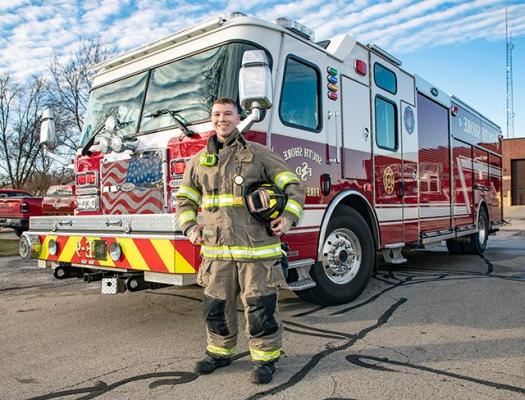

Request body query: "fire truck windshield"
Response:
[80, 42, 264, 147]
[80, 72, 148, 146]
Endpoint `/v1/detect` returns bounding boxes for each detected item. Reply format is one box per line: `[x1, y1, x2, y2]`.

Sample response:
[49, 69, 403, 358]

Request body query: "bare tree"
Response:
[47, 37, 115, 153]
[0, 75, 48, 188]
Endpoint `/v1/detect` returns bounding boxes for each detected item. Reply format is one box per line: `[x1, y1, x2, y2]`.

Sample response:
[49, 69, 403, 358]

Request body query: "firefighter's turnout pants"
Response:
[198, 258, 286, 364]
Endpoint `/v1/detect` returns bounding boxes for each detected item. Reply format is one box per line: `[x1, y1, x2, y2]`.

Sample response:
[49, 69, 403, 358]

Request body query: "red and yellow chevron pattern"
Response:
[38, 235, 199, 273]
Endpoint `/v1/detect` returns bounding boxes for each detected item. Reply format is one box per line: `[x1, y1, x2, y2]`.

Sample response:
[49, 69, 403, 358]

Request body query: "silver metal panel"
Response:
[29, 214, 181, 233]
[144, 271, 197, 286]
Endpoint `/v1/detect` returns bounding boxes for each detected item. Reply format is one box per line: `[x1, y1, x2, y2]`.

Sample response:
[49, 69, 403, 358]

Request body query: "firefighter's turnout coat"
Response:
[175, 129, 304, 363]
[175, 129, 305, 261]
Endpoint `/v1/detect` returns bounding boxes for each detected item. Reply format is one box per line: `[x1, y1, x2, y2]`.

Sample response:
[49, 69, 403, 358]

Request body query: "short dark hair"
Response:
[213, 98, 236, 107]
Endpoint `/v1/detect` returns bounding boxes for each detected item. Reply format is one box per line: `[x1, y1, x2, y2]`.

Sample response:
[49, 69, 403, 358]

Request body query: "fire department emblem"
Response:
[296, 162, 312, 181]
[383, 167, 395, 195]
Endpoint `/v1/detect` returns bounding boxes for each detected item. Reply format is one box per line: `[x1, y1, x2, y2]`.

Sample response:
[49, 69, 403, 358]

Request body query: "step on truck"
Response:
[20, 13, 504, 305]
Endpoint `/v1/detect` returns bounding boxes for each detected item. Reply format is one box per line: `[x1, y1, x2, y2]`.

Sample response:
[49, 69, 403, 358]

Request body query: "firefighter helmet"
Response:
[244, 182, 287, 225]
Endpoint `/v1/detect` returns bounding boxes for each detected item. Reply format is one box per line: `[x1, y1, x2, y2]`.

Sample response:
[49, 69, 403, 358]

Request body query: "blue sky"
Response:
[1, 0, 524, 137]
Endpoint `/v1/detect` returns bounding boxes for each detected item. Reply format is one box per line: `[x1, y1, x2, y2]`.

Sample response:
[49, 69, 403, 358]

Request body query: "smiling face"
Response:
[211, 102, 240, 143]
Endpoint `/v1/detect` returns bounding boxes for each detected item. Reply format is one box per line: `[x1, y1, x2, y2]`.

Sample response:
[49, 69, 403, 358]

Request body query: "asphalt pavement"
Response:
[0, 220, 524, 399]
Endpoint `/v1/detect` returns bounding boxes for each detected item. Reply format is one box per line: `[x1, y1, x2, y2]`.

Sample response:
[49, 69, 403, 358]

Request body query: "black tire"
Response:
[463, 208, 489, 255]
[445, 239, 463, 254]
[53, 266, 72, 280]
[126, 276, 146, 292]
[295, 206, 374, 306]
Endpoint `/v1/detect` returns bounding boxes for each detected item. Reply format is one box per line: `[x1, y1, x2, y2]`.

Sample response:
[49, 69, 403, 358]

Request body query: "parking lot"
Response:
[0, 219, 524, 400]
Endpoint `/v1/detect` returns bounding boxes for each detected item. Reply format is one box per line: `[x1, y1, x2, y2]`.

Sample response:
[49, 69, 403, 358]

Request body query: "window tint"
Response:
[374, 63, 397, 94]
[9, 191, 31, 197]
[375, 97, 397, 150]
[279, 57, 320, 131]
[141, 43, 260, 132]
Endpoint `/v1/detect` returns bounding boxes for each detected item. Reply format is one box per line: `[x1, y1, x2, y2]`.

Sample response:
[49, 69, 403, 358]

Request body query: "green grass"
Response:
[0, 239, 19, 257]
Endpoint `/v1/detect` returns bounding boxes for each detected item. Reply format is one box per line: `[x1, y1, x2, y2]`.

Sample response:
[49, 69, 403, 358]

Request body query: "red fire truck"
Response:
[20, 13, 503, 305]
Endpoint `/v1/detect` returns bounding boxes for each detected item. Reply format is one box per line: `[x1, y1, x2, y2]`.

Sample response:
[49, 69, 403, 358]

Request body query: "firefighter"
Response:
[175, 98, 304, 384]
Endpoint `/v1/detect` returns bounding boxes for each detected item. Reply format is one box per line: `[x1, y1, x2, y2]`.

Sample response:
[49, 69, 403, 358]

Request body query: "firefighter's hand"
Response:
[187, 224, 203, 245]
[270, 216, 292, 237]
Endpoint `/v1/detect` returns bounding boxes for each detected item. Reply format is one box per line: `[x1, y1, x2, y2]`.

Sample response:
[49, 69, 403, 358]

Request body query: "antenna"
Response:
[506, 7, 515, 139]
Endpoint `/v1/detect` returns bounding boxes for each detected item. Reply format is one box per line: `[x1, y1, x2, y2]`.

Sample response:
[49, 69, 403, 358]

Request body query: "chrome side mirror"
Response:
[239, 50, 272, 113]
[40, 108, 56, 147]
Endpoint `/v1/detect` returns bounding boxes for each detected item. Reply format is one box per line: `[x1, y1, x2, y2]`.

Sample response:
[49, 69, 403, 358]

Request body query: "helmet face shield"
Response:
[244, 182, 287, 224]
[246, 188, 271, 213]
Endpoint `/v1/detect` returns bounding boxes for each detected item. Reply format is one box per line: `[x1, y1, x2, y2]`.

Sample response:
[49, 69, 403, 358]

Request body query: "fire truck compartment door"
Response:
[371, 53, 417, 244]
[341, 76, 371, 180]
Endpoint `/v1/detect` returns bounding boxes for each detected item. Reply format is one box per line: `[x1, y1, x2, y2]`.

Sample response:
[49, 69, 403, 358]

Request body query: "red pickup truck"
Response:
[42, 185, 76, 216]
[0, 189, 43, 237]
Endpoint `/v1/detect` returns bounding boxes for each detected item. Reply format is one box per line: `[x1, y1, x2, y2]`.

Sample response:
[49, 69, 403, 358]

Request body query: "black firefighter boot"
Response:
[194, 353, 232, 374]
[250, 362, 276, 384]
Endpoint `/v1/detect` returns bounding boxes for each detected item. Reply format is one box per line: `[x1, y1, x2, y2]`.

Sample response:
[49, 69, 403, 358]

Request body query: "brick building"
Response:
[502, 138, 525, 206]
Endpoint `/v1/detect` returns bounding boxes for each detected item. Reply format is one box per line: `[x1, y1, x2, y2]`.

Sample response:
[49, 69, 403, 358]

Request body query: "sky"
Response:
[1, 0, 524, 138]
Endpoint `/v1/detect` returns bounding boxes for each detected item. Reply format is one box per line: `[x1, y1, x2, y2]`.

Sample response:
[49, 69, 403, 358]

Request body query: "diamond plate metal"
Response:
[144, 271, 197, 286]
[29, 213, 181, 233]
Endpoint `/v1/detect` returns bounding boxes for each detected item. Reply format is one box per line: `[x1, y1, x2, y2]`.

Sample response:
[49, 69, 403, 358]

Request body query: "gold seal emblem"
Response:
[383, 167, 395, 195]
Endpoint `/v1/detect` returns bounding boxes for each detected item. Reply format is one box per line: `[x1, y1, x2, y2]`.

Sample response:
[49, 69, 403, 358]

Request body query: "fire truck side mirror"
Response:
[40, 108, 56, 148]
[239, 50, 273, 113]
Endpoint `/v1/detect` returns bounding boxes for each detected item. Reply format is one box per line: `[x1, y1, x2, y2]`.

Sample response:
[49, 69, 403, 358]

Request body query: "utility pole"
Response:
[506, 7, 515, 139]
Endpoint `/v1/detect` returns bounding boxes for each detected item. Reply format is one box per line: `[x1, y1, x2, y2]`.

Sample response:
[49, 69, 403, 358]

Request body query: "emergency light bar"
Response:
[275, 17, 315, 41]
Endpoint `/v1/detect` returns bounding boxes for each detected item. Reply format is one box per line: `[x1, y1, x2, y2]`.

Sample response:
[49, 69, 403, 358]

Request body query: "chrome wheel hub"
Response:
[478, 214, 487, 246]
[321, 228, 362, 285]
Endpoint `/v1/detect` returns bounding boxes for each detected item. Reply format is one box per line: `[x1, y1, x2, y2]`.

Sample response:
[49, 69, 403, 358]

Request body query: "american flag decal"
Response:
[101, 152, 165, 215]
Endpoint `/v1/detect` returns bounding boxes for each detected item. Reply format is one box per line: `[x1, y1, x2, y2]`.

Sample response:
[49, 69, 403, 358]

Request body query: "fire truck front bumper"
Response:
[20, 215, 200, 277]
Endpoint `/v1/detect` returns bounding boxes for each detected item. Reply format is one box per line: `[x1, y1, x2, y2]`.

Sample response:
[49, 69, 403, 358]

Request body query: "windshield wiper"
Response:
[146, 109, 194, 137]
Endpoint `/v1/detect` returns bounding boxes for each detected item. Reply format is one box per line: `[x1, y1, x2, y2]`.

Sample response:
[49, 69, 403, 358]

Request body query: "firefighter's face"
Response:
[211, 103, 240, 142]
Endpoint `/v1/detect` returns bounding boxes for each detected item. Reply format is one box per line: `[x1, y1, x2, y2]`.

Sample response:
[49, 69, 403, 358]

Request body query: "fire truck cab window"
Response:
[140, 43, 259, 132]
[375, 96, 398, 151]
[279, 57, 321, 132]
[374, 63, 397, 95]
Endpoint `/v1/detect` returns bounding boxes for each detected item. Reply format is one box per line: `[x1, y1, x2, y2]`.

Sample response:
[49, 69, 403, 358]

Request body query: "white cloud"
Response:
[0, 0, 524, 84]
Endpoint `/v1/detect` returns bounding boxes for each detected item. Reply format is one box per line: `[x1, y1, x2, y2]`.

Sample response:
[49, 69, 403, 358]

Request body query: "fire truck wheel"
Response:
[463, 208, 489, 255]
[445, 239, 463, 254]
[298, 207, 374, 306]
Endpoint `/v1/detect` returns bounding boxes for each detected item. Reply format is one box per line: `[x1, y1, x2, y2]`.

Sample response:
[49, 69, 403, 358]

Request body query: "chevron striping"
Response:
[150, 239, 176, 273]
[175, 248, 196, 273]
[58, 236, 79, 263]
[119, 238, 149, 271]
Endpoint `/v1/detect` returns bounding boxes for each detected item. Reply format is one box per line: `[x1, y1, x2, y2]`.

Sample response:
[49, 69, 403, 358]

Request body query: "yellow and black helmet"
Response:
[244, 182, 287, 225]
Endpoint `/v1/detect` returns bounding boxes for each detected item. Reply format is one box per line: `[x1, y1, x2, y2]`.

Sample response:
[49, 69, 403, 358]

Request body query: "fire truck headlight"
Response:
[109, 242, 122, 261]
[48, 238, 58, 256]
[111, 135, 124, 153]
[99, 136, 111, 153]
